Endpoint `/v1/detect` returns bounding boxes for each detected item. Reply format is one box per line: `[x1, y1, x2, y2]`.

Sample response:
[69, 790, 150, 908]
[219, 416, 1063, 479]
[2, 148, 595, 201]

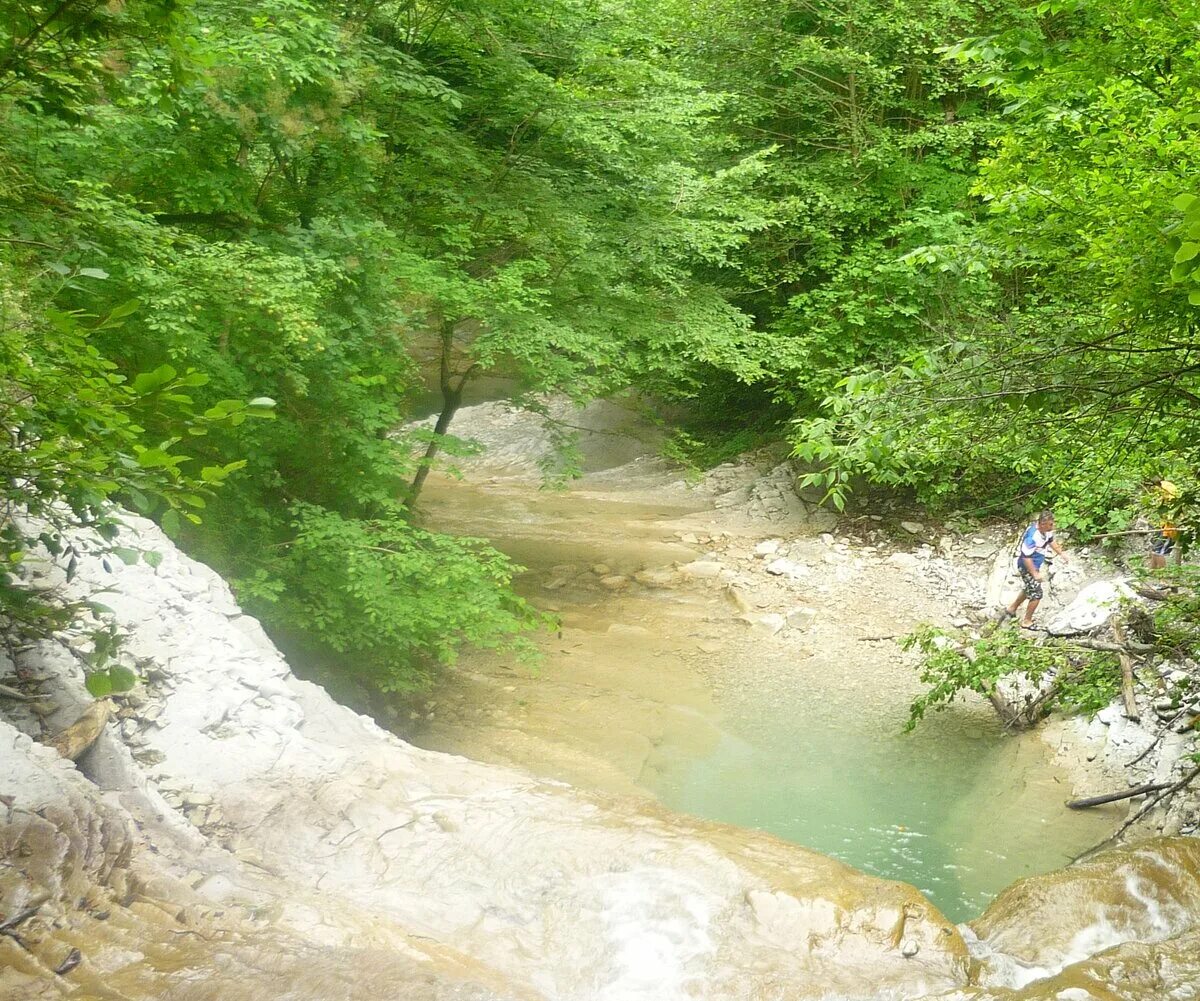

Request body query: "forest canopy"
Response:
[3, 0, 1196, 692]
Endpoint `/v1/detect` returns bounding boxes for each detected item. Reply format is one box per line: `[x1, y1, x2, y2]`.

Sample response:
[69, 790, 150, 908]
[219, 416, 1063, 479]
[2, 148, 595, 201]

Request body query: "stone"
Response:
[785, 607, 818, 630]
[738, 612, 786, 636]
[900, 521, 924, 535]
[765, 558, 808, 579]
[754, 539, 782, 557]
[679, 560, 725, 580]
[590, 563, 611, 576]
[1044, 580, 1137, 636]
[599, 575, 630, 591]
[633, 567, 677, 587]
[808, 510, 839, 533]
[889, 553, 921, 570]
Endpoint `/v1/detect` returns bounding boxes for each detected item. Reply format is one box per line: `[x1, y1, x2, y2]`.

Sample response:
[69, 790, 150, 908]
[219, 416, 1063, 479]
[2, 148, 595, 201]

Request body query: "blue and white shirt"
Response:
[1018, 523, 1055, 571]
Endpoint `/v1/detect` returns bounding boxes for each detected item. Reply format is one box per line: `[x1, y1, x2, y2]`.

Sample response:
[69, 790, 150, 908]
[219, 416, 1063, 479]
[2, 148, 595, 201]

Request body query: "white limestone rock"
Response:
[1043, 580, 1137, 636]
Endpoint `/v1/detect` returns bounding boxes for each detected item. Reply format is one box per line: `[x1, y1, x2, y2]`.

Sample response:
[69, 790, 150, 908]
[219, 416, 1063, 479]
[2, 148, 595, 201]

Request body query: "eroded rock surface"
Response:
[2, 514, 970, 1000]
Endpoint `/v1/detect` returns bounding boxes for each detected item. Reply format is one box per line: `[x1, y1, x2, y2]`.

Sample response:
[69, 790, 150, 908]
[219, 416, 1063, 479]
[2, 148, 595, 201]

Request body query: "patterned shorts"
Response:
[1018, 565, 1043, 600]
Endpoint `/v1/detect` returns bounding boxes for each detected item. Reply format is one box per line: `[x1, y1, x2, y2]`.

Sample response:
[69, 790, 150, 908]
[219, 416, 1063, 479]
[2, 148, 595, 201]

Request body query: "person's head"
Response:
[1037, 509, 1055, 531]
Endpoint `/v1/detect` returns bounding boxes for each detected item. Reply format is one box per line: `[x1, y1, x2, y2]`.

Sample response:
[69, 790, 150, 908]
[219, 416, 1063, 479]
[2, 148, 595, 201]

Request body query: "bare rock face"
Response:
[968, 837, 1200, 987]
[0, 722, 524, 1001]
[1, 513, 971, 1000]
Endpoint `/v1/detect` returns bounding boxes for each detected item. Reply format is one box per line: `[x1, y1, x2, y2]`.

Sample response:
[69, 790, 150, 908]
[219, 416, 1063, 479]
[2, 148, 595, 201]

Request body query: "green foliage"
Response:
[1142, 565, 1200, 663]
[0, 274, 271, 590]
[83, 624, 139, 698]
[902, 625, 1120, 731]
[2, 0, 781, 691]
[239, 504, 549, 692]
[903, 625, 1060, 730]
[786, 2, 1200, 532]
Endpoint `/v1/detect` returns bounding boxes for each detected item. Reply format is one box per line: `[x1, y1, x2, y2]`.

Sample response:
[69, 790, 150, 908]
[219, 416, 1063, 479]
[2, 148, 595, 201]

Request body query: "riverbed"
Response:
[410, 430, 1119, 923]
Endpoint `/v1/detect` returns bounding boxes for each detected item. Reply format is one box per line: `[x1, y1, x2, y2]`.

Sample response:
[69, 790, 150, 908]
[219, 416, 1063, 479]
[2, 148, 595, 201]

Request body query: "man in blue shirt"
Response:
[1003, 510, 1069, 629]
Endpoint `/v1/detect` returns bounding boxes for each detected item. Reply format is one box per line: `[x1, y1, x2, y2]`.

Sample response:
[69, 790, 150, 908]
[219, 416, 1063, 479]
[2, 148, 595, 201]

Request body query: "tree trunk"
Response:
[404, 390, 462, 510]
[1111, 620, 1140, 721]
[1066, 782, 1172, 810]
[404, 318, 469, 511]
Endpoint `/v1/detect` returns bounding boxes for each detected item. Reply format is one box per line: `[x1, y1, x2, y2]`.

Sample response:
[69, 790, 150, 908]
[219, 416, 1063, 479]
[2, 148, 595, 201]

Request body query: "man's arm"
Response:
[1022, 555, 1041, 579]
[1051, 539, 1069, 562]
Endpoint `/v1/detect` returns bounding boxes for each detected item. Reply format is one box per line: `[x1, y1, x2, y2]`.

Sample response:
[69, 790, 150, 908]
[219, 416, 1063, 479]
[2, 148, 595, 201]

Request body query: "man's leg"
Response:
[1006, 592, 1027, 616]
[1021, 597, 1040, 626]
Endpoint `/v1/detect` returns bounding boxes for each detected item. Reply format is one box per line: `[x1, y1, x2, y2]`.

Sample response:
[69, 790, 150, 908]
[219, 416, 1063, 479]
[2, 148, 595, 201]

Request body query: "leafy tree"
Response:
[2, 0, 780, 692]
[789, 1, 1200, 532]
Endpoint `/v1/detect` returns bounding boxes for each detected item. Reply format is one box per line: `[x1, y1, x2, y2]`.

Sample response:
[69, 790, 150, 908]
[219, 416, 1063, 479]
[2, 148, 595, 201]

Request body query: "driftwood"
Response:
[1111, 621, 1140, 721]
[1065, 637, 1155, 654]
[1077, 764, 1200, 860]
[47, 700, 111, 761]
[1066, 781, 1173, 809]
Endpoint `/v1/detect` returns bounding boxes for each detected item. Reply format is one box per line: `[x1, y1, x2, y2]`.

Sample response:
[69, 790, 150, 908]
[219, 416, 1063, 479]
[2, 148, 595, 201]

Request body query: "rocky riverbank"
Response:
[3, 397, 1200, 999]
[414, 398, 1200, 850]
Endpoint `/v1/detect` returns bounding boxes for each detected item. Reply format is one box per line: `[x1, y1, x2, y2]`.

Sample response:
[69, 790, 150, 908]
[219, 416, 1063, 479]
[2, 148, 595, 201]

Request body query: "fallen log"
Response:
[1067, 781, 1172, 810]
[1076, 764, 1200, 860]
[47, 700, 111, 761]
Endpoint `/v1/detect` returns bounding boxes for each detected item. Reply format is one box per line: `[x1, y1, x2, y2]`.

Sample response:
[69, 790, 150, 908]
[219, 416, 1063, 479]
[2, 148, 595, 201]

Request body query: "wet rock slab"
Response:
[2, 513, 971, 1000]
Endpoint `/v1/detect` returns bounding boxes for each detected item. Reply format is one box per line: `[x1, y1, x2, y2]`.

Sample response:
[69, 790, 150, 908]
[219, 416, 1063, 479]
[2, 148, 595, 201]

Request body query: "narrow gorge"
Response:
[4, 401, 1200, 1000]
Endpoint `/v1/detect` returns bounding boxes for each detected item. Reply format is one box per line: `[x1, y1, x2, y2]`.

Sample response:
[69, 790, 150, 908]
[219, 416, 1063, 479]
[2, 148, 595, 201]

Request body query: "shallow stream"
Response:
[416, 473, 1118, 923]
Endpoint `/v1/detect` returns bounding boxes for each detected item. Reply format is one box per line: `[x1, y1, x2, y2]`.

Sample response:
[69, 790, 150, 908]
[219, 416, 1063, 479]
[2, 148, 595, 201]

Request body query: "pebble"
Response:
[900, 521, 924, 535]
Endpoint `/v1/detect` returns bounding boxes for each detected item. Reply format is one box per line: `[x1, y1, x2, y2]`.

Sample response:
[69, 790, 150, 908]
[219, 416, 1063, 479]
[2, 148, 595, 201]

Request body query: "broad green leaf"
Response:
[131, 365, 178, 394]
[161, 509, 182, 537]
[109, 666, 138, 692]
[107, 299, 141, 320]
[85, 672, 114, 698]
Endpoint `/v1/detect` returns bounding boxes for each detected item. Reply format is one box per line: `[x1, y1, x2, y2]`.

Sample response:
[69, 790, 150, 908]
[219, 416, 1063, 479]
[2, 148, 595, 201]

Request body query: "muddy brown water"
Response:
[413, 475, 1120, 923]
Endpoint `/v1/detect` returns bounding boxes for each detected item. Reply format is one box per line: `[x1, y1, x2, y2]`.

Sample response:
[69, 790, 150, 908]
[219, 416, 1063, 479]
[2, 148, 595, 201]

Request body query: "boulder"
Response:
[738, 612, 786, 636]
[1043, 580, 1137, 636]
